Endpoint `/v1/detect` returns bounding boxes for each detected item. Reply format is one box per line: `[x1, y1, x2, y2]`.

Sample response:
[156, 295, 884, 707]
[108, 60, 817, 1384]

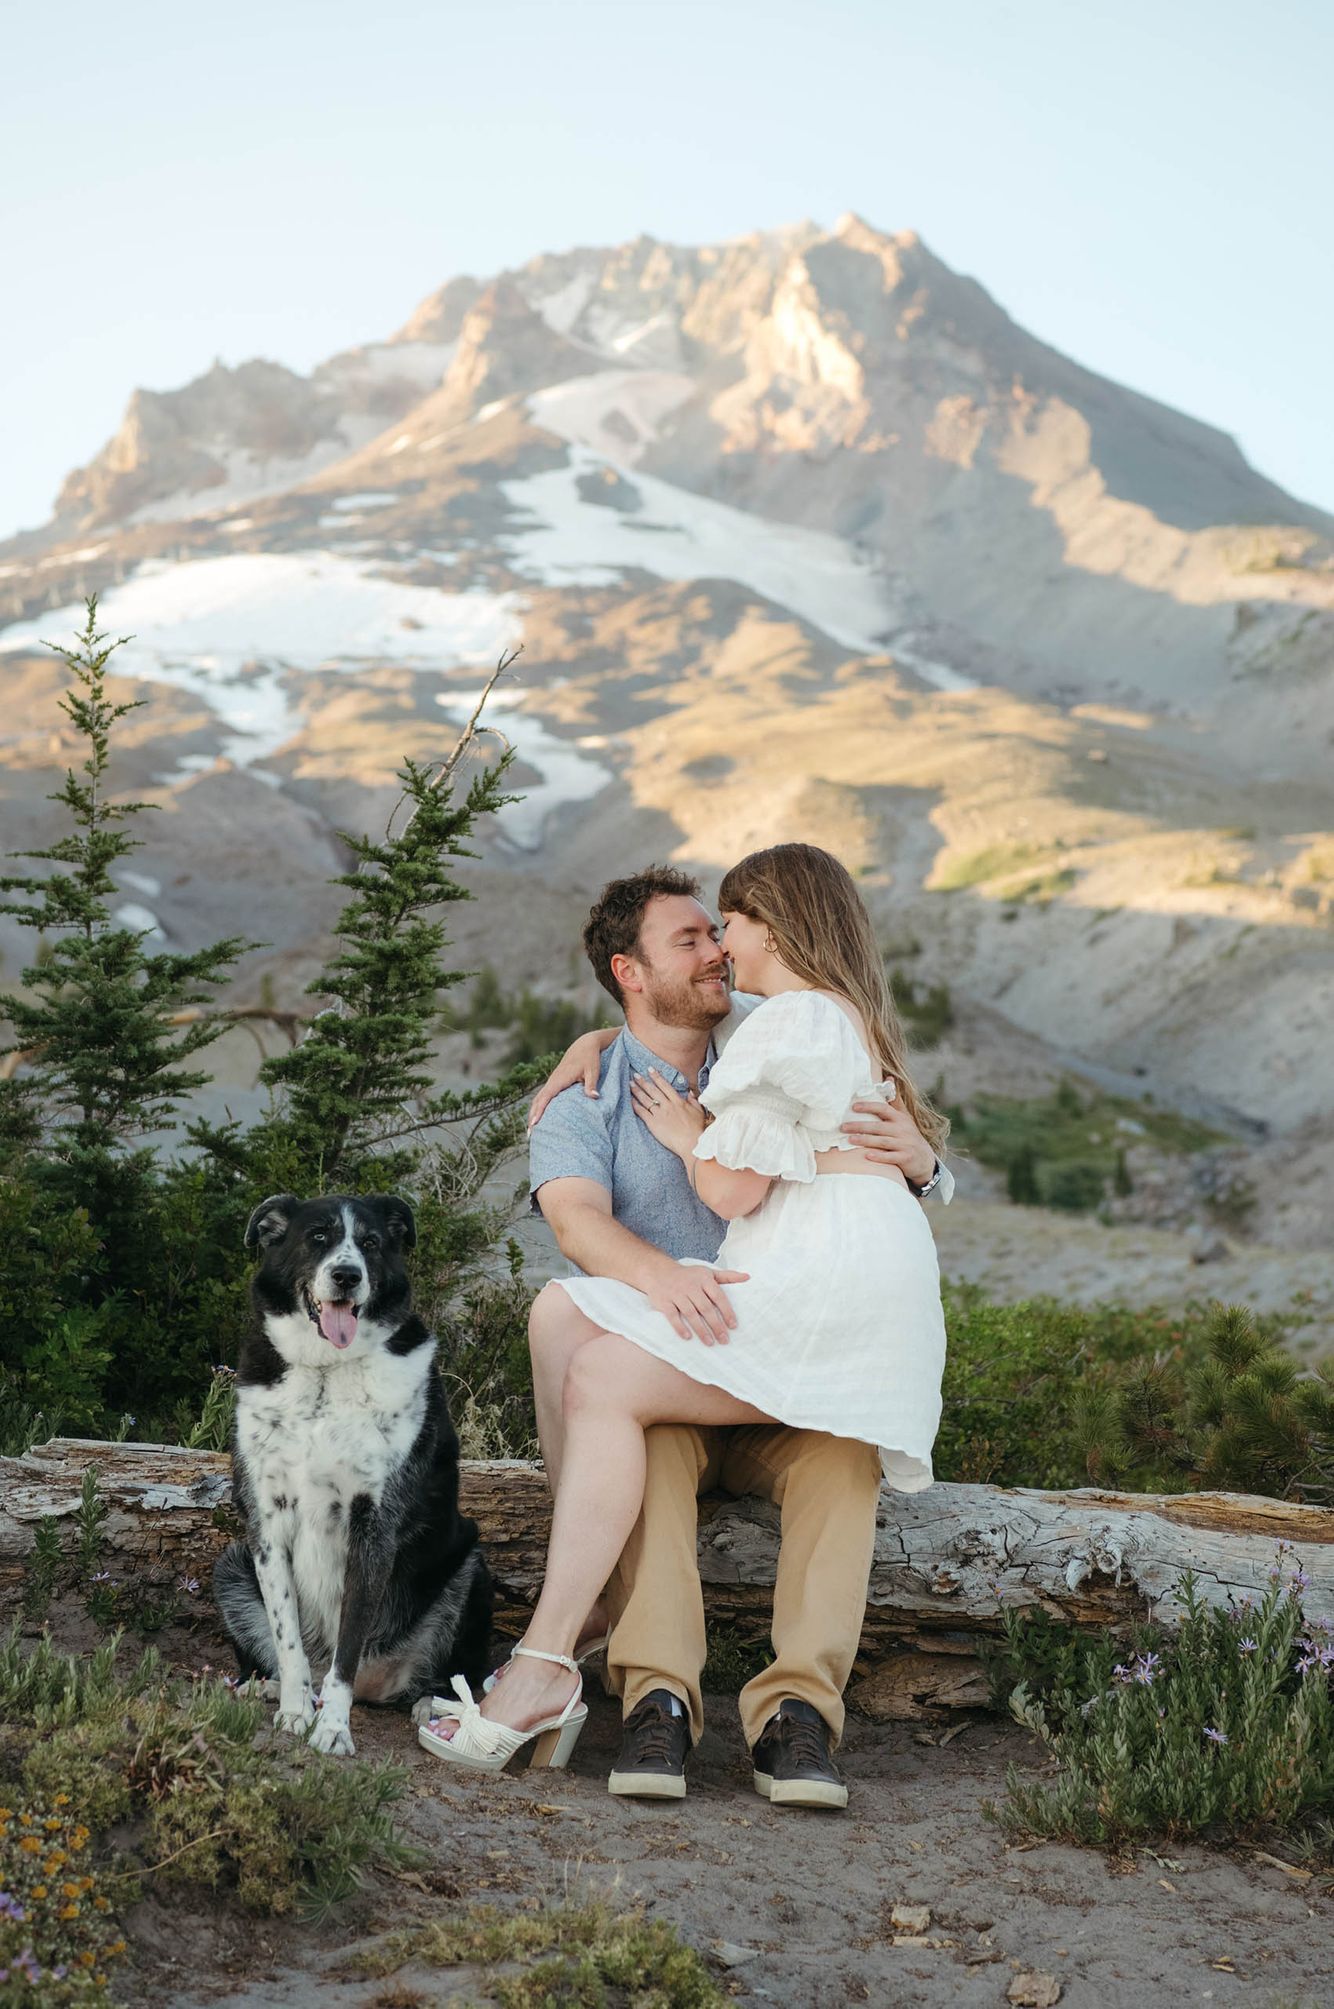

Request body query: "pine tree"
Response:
[0, 601, 245, 1171]
[1007, 1143, 1040, 1205]
[256, 750, 545, 1188]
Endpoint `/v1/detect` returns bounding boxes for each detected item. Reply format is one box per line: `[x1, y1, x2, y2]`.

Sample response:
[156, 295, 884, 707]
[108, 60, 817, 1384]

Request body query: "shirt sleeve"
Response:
[693, 991, 868, 1183]
[528, 1086, 614, 1210]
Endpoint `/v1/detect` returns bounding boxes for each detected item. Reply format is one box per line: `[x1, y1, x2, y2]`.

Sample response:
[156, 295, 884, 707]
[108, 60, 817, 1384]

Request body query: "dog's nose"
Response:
[329, 1265, 362, 1297]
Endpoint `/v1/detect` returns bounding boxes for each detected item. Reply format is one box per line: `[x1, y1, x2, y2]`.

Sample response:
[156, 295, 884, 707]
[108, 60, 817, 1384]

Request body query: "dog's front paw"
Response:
[274, 1694, 317, 1735]
[309, 1713, 356, 1757]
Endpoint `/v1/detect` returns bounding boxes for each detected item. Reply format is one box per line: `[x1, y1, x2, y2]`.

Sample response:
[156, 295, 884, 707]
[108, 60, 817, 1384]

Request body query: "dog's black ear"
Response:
[375, 1195, 417, 1250]
[245, 1193, 298, 1251]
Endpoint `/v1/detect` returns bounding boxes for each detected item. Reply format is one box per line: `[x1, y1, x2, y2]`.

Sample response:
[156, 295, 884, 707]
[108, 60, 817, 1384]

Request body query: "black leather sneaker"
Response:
[751, 1698, 848, 1809]
[607, 1689, 690, 1799]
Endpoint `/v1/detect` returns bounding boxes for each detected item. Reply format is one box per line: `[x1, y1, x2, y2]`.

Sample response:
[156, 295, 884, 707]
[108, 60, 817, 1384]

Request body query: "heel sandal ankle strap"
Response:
[511, 1645, 580, 1675]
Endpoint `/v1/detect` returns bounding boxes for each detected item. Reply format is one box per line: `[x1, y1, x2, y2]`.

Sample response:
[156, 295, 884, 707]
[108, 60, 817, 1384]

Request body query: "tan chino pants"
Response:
[604, 1421, 883, 1751]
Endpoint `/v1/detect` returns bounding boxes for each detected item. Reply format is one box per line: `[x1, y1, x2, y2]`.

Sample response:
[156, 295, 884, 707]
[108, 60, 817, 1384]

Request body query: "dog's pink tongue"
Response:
[318, 1302, 359, 1350]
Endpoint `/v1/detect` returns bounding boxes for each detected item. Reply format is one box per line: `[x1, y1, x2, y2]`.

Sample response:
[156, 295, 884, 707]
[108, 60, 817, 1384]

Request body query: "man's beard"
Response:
[641, 964, 732, 1032]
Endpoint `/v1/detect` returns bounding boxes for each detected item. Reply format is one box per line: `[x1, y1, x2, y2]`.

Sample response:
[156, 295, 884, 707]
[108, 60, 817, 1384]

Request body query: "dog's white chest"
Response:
[241, 1352, 424, 1498]
[237, 1350, 427, 1649]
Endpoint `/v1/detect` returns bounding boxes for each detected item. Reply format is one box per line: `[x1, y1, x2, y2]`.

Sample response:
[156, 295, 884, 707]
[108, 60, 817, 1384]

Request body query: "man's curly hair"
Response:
[583, 865, 703, 1004]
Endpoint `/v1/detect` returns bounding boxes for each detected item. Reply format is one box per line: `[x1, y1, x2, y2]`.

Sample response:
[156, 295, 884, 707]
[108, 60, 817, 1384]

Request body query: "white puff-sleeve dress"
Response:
[552, 989, 947, 1491]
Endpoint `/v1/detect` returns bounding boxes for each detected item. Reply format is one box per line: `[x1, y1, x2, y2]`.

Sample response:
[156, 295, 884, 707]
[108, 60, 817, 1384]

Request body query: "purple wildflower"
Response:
[1202, 1726, 1228, 1745]
[1238, 1637, 1258, 1655]
[90, 1570, 113, 1584]
[1288, 1569, 1311, 1595]
[178, 1577, 201, 1595]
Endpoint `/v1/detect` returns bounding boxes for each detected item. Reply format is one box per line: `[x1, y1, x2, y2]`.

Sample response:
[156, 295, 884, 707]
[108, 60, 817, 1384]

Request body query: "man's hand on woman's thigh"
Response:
[646, 1257, 749, 1346]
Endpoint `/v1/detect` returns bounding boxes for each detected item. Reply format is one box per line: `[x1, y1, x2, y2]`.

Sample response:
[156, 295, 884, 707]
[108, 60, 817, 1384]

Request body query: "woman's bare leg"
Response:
[526, 1284, 612, 1653]
[527, 1283, 601, 1498]
[482, 1334, 772, 1729]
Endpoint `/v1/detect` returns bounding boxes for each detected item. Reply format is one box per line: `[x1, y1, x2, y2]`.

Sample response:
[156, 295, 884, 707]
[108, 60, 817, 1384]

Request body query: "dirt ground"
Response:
[133, 1669, 1332, 2009]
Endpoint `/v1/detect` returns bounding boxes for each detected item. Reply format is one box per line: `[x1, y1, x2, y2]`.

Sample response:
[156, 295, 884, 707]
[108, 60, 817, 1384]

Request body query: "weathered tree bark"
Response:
[4, 1440, 1332, 1718]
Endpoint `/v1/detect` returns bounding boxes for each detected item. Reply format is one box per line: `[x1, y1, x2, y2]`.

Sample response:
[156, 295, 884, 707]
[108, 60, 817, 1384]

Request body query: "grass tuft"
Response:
[347, 1900, 728, 2006]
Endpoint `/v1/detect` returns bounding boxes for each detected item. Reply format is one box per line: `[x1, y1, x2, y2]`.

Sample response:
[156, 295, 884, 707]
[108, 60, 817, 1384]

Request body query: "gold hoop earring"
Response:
[763, 931, 777, 953]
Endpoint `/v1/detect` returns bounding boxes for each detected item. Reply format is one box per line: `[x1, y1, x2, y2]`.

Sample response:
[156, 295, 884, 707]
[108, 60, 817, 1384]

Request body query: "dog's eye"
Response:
[310, 1231, 327, 1247]
[362, 1233, 381, 1251]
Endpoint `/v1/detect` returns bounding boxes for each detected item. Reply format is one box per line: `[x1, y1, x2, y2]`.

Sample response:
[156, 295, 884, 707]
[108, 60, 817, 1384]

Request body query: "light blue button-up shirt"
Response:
[529, 1024, 726, 1272]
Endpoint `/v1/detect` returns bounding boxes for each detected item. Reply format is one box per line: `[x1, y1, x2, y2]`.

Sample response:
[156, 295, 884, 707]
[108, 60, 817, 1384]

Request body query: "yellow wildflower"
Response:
[44, 1816, 61, 1830]
[18, 1834, 42, 1853]
[60, 1902, 79, 1919]
[79, 1951, 95, 1968]
[46, 1849, 67, 1868]
[108, 1941, 127, 1956]
[53, 1793, 70, 1807]
[31, 1885, 48, 1900]
[93, 1895, 111, 1912]
[62, 1880, 82, 1897]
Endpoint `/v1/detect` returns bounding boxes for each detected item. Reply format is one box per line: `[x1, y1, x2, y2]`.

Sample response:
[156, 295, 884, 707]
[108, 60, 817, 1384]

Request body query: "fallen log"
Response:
[3, 1440, 1332, 1718]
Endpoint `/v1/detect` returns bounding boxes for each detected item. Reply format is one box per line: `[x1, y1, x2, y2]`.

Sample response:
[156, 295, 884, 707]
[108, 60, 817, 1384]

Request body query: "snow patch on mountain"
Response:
[499, 446, 905, 658]
[0, 552, 521, 770]
[527, 371, 694, 464]
[532, 273, 595, 336]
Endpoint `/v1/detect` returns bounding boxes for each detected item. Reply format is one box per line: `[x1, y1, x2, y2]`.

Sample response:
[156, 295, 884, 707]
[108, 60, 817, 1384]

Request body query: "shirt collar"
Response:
[620, 1024, 715, 1092]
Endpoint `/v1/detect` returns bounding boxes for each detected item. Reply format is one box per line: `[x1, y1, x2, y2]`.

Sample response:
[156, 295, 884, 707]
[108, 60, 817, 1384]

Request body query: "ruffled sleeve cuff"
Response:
[693, 1105, 817, 1183]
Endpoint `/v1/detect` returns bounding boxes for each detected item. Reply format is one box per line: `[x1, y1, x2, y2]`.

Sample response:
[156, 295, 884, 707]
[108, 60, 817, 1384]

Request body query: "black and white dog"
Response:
[214, 1191, 492, 1755]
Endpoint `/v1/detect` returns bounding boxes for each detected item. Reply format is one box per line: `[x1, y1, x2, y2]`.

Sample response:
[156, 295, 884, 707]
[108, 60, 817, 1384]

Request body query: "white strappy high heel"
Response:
[474, 1624, 610, 1698]
[416, 1646, 587, 1773]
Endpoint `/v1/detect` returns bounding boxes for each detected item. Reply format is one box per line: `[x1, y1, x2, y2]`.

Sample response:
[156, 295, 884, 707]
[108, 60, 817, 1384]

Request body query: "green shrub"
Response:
[1037, 1156, 1108, 1211]
[932, 843, 1041, 892]
[936, 1293, 1329, 1499]
[950, 1077, 1222, 1212]
[435, 1241, 538, 1459]
[987, 1561, 1334, 1854]
[888, 968, 954, 1049]
[0, 1628, 415, 1920]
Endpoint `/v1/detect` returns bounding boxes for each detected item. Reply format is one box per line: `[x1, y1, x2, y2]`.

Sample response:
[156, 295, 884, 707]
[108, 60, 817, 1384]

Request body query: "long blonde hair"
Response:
[718, 843, 950, 1156]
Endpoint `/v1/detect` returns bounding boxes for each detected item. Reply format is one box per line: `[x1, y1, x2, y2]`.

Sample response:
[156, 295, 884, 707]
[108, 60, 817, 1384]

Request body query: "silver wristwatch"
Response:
[907, 1158, 943, 1199]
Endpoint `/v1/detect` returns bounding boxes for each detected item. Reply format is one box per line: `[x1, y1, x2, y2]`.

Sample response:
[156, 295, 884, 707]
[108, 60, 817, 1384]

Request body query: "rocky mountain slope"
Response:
[2, 213, 1332, 1293]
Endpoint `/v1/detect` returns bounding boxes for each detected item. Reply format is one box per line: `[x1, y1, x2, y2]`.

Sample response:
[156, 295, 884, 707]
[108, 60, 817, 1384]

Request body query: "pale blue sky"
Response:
[3, 0, 1330, 540]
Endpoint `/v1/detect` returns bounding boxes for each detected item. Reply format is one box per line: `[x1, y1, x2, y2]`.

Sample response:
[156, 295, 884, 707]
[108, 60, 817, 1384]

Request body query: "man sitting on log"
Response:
[525, 866, 951, 1808]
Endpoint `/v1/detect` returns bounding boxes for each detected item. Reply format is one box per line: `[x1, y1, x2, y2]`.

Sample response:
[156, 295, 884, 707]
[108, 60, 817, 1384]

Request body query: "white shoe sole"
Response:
[607, 1769, 687, 1800]
[752, 1768, 848, 1809]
